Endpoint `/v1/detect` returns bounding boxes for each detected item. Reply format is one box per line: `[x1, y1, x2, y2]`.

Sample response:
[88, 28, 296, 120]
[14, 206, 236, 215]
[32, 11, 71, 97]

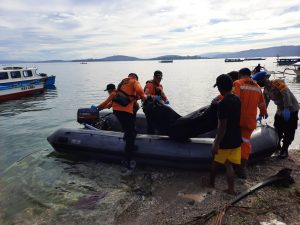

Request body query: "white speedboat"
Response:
[276, 57, 300, 66]
[292, 62, 300, 76]
[0, 66, 45, 102]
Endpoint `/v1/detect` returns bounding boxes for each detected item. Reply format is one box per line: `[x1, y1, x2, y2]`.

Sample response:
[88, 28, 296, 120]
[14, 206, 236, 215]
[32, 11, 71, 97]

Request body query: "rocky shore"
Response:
[2, 149, 299, 225]
[116, 150, 300, 225]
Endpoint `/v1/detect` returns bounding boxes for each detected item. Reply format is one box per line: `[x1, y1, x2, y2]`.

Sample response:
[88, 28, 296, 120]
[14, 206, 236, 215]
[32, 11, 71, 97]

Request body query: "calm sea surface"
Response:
[0, 58, 299, 224]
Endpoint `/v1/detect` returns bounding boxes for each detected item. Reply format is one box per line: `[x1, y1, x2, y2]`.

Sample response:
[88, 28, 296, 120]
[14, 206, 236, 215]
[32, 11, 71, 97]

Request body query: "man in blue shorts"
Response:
[210, 74, 242, 195]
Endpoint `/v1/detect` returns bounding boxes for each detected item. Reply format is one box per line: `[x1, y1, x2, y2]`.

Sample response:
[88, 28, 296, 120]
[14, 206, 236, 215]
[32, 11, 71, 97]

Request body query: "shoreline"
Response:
[116, 149, 300, 225]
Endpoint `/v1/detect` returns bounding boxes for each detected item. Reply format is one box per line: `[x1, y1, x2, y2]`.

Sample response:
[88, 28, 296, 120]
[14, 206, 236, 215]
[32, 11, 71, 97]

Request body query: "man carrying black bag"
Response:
[97, 73, 146, 172]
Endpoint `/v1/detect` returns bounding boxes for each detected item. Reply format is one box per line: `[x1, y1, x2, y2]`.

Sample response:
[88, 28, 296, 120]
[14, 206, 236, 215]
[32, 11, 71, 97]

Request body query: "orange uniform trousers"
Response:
[241, 128, 253, 160]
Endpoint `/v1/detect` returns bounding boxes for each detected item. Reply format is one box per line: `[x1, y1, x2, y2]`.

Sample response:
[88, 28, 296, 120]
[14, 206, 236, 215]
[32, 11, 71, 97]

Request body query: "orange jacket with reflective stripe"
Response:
[233, 77, 267, 130]
[112, 78, 145, 114]
[144, 80, 168, 101]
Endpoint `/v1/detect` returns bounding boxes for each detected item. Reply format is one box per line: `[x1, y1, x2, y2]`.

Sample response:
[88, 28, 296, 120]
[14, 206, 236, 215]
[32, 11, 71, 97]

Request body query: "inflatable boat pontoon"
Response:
[47, 103, 279, 170]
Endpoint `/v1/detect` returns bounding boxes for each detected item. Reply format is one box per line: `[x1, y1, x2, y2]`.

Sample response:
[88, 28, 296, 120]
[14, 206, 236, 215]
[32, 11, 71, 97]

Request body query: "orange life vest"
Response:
[112, 77, 145, 114]
[271, 79, 288, 93]
[144, 80, 167, 101]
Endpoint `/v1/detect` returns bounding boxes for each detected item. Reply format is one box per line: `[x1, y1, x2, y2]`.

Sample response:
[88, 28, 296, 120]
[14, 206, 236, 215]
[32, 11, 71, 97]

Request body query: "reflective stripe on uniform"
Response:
[242, 137, 251, 143]
[240, 85, 262, 94]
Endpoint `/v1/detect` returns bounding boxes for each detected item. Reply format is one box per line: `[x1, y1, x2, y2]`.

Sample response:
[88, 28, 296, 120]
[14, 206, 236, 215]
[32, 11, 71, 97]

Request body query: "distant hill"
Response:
[71, 54, 206, 62]
[100, 55, 140, 61]
[72, 55, 141, 62]
[210, 45, 300, 58]
[99, 55, 141, 61]
[150, 55, 206, 60]
[38, 60, 67, 63]
[1, 45, 299, 63]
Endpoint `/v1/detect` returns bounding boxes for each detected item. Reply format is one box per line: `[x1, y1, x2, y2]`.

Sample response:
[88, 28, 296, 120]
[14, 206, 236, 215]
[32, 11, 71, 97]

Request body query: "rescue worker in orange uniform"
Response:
[97, 73, 146, 171]
[97, 83, 140, 115]
[97, 83, 116, 110]
[144, 70, 169, 103]
[143, 70, 169, 134]
[232, 68, 268, 179]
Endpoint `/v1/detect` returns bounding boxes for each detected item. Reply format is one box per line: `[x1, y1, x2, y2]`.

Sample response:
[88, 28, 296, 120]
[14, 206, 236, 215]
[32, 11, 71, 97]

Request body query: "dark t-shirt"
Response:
[217, 93, 241, 149]
[254, 65, 261, 73]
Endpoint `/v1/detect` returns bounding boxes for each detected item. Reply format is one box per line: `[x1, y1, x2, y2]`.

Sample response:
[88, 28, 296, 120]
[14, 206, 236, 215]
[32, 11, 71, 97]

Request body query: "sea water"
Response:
[0, 58, 299, 224]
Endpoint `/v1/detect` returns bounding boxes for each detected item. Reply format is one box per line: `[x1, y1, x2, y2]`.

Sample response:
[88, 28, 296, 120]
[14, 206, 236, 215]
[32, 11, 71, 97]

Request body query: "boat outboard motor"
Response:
[77, 108, 100, 126]
[143, 97, 181, 135]
[168, 104, 218, 141]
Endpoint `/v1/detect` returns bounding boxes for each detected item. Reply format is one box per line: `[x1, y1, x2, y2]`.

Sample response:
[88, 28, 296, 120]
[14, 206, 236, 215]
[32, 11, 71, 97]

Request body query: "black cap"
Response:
[213, 74, 233, 91]
[227, 71, 239, 82]
[128, 73, 138, 80]
[104, 83, 116, 91]
[239, 68, 251, 77]
[154, 70, 163, 77]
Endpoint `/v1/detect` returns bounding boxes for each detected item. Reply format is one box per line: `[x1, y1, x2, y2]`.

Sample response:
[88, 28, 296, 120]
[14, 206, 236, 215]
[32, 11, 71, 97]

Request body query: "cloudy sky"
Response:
[0, 0, 299, 61]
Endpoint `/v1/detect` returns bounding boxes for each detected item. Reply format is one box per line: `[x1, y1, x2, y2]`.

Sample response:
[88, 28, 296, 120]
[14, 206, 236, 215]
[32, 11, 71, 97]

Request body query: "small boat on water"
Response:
[276, 57, 300, 66]
[224, 58, 244, 62]
[0, 66, 55, 102]
[47, 102, 279, 170]
[244, 57, 266, 61]
[159, 60, 173, 63]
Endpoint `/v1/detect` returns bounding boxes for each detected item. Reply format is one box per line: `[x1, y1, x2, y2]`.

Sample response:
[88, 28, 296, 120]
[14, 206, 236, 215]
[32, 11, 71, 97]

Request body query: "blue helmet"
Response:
[252, 71, 269, 81]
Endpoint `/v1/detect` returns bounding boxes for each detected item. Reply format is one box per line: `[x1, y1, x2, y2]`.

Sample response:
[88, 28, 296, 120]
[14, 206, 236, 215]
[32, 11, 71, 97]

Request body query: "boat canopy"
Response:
[2, 66, 23, 70]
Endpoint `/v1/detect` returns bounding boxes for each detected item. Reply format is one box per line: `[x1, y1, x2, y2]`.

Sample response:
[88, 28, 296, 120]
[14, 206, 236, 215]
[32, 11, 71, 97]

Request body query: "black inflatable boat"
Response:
[47, 103, 279, 170]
